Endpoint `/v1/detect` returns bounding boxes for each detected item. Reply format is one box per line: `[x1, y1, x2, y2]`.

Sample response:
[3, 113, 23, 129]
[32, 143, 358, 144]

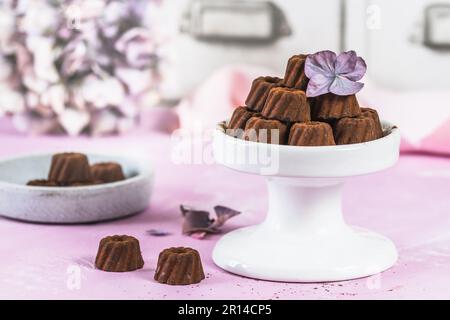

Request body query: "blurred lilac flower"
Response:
[0, 0, 163, 136]
[115, 28, 157, 69]
[305, 50, 367, 97]
[60, 39, 90, 77]
[58, 108, 90, 136]
[0, 83, 24, 116]
[81, 75, 125, 109]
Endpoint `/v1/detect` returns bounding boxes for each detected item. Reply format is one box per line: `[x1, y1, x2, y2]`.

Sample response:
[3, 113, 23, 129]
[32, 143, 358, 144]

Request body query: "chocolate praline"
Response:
[245, 76, 283, 112]
[288, 121, 336, 146]
[261, 87, 311, 123]
[90, 162, 125, 183]
[334, 115, 378, 145]
[243, 117, 288, 145]
[154, 247, 205, 285]
[48, 152, 92, 185]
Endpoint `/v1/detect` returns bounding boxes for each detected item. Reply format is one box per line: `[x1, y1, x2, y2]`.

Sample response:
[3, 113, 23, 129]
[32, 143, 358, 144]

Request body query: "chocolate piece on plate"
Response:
[282, 54, 309, 90]
[334, 115, 378, 145]
[245, 76, 283, 112]
[288, 121, 336, 146]
[313, 93, 361, 120]
[227, 106, 259, 138]
[243, 117, 288, 145]
[48, 152, 92, 185]
[26, 179, 59, 187]
[262, 87, 311, 123]
[90, 162, 125, 183]
[361, 107, 383, 139]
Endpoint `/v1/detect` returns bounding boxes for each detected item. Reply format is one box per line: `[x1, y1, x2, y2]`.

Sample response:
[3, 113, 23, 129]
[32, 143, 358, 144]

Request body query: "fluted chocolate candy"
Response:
[312, 94, 361, 120]
[245, 76, 282, 112]
[227, 106, 259, 132]
[90, 162, 125, 183]
[361, 107, 383, 139]
[95, 235, 144, 272]
[334, 116, 378, 145]
[48, 152, 92, 185]
[288, 122, 335, 146]
[262, 87, 311, 123]
[243, 117, 288, 145]
[154, 247, 205, 285]
[282, 54, 309, 90]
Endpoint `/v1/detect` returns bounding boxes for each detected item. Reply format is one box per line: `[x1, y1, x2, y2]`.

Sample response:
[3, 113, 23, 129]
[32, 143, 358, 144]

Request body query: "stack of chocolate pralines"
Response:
[226, 54, 384, 146]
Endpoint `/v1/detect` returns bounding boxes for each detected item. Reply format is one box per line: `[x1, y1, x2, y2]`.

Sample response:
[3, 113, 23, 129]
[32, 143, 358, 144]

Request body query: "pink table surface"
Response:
[0, 128, 449, 300]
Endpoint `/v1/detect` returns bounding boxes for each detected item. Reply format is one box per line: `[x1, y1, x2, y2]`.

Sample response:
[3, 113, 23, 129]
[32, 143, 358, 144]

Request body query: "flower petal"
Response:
[210, 205, 241, 229]
[305, 50, 337, 79]
[306, 73, 334, 97]
[330, 76, 364, 96]
[342, 57, 367, 81]
[335, 51, 358, 75]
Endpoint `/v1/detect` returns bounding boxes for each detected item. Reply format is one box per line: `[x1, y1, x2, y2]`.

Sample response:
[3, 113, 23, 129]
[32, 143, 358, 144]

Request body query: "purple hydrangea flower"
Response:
[305, 50, 367, 97]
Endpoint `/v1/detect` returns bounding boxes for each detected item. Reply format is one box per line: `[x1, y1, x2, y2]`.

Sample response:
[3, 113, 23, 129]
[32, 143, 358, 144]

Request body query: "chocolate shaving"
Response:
[180, 205, 241, 239]
[211, 205, 241, 229]
[146, 229, 171, 237]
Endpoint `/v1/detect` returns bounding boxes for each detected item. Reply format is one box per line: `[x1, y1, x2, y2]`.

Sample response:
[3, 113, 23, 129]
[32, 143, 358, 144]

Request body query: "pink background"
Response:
[0, 124, 449, 300]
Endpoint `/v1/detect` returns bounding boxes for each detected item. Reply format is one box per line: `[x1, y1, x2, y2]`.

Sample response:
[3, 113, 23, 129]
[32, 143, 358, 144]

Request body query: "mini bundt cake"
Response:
[334, 116, 378, 145]
[288, 122, 336, 146]
[227, 106, 259, 134]
[261, 87, 311, 123]
[95, 235, 144, 272]
[245, 76, 283, 112]
[312, 93, 361, 120]
[154, 247, 205, 285]
[26, 179, 58, 187]
[48, 152, 92, 185]
[361, 107, 383, 139]
[243, 117, 288, 145]
[282, 54, 309, 90]
[90, 162, 125, 183]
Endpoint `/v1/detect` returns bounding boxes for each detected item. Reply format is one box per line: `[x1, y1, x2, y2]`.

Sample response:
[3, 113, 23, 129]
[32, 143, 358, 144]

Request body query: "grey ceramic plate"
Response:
[0, 153, 154, 224]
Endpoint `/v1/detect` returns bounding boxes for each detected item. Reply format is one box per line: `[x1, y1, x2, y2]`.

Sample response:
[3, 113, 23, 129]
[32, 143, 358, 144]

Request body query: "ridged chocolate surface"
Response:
[95, 235, 144, 272]
[282, 54, 309, 90]
[91, 162, 126, 183]
[48, 153, 92, 184]
[245, 76, 282, 112]
[361, 107, 383, 139]
[313, 94, 361, 120]
[154, 247, 205, 285]
[227, 106, 258, 131]
[288, 122, 336, 146]
[334, 116, 378, 145]
[262, 87, 311, 122]
[243, 117, 288, 145]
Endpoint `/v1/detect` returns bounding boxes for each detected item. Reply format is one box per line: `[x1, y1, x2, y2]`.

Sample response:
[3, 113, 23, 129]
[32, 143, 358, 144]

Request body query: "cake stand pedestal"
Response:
[212, 122, 400, 282]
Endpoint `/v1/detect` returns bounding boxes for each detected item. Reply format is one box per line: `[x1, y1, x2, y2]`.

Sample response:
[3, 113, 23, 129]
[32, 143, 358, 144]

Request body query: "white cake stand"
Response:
[212, 121, 400, 282]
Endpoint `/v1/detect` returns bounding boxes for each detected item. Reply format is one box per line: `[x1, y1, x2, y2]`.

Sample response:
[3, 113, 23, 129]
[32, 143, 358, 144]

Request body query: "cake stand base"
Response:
[212, 177, 397, 282]
[213, 225, 397, 283]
